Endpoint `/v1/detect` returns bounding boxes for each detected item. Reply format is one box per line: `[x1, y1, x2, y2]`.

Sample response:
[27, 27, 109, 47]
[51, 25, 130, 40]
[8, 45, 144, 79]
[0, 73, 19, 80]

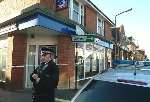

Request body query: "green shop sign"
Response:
[72, 35, 94, 42]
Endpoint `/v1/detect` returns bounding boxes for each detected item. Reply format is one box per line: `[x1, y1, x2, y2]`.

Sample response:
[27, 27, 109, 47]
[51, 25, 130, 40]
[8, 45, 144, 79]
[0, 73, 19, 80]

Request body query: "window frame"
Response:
[97, 17, 105, 36]
[69, 0, 84, 25]
[0, 47, 7, 81]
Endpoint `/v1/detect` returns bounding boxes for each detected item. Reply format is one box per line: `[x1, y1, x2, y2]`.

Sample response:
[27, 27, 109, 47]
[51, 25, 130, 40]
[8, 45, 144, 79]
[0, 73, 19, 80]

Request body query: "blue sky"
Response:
[91, 0, 150, 58]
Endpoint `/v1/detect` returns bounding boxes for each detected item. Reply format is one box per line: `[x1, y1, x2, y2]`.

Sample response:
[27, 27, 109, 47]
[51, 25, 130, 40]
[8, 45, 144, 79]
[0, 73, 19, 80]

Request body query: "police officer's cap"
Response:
[41, 47, 55, 54]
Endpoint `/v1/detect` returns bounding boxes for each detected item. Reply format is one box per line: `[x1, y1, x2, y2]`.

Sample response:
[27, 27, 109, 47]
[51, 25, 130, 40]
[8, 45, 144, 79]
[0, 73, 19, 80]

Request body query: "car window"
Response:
[75, 80, 150, 102]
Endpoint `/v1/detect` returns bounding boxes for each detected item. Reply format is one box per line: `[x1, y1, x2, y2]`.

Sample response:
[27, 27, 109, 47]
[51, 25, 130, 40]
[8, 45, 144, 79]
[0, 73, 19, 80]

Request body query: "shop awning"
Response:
[18, 13, 76, 35]
[95, 38, 113, 49]
[0, 7, 76, 36]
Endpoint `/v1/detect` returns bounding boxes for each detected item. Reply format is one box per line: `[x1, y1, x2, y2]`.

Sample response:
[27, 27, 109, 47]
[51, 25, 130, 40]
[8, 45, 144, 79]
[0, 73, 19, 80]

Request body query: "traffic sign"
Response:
[72, 35, 94, 42]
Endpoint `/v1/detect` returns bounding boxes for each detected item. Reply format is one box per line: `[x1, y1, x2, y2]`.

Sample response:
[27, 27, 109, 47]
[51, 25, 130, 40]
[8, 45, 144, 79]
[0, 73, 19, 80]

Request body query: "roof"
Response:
[94, 67, 150, 87]
[86, 0, 115, 26]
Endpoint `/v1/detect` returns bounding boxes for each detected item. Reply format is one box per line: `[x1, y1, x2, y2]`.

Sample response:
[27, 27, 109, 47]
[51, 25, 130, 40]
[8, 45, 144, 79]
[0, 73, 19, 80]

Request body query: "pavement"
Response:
[0, 88, 78, 102]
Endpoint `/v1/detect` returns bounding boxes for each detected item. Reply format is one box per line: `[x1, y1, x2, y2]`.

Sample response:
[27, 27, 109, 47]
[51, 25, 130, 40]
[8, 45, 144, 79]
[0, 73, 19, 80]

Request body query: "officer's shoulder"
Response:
[48, 60, 57, 66]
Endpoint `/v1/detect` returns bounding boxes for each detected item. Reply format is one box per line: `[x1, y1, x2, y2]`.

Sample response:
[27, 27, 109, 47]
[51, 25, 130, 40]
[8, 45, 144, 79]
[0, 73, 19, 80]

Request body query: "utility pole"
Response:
[114, 8, 132, 61]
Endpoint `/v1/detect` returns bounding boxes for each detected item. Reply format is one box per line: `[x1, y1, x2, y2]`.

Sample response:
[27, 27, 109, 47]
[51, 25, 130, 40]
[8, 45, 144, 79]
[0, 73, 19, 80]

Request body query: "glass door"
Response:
[26, 45, 37, 88]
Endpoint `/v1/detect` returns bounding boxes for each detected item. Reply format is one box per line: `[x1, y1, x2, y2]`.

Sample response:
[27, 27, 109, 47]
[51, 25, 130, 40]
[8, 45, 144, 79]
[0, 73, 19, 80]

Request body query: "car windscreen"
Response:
[74, 80, 150, 102]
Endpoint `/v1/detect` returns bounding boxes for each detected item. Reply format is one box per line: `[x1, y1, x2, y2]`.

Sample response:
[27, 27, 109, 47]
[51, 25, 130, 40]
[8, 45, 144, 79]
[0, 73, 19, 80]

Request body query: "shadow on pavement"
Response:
[0, 88, 78, 102]
[56, 89, 78, 101]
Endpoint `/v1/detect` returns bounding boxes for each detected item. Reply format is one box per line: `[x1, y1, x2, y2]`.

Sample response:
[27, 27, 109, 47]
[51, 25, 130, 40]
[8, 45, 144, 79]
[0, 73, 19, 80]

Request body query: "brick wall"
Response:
[105, 21, 113, 40]
[85, 6, 97, 32]
[11, 32, 27, 89]
[56, 8, 69, 18]
[40, 0, 55, 10]
[0, 0, 39, 23]
[57, 36, 75, 89]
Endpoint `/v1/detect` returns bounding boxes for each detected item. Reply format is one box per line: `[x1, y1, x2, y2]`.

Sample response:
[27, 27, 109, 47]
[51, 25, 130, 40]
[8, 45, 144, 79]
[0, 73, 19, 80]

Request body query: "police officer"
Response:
[30, 47, 59, 102]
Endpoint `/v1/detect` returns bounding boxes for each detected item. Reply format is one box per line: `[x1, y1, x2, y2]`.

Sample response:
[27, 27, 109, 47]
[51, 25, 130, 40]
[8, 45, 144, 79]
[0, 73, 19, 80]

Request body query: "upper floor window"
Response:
[73, 0, 79, 23]
[80, 5, 84, 25]
[97, 18, 104, 36]
[70, 0, 84, 25]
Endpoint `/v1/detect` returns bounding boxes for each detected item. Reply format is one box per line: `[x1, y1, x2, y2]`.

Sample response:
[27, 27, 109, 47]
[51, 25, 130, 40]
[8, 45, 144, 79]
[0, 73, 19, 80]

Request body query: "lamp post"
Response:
[114, 8, 132, 60]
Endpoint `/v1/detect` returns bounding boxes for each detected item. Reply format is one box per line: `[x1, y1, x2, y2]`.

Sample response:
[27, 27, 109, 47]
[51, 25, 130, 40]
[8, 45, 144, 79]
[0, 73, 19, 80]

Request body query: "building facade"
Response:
[135, 49, 146, 61]
[0, 0, 114, 90]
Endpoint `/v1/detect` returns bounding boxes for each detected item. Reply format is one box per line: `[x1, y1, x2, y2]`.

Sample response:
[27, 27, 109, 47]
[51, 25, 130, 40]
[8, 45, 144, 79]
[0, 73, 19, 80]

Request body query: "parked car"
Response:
[71, 67, 150, 102]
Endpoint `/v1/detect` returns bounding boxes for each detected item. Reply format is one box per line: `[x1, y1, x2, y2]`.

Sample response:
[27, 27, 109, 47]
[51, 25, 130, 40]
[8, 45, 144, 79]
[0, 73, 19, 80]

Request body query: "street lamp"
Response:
[114, 8, 132, 60]
[115, 8, 132, 26]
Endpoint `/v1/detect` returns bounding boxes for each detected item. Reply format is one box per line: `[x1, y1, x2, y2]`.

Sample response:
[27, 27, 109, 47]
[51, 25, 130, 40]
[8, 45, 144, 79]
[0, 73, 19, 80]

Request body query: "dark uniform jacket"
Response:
[30, 60, 59, 96]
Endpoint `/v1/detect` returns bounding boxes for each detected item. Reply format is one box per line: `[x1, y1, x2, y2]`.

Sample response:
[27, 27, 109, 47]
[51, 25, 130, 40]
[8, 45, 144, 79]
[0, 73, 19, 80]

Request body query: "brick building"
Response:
[0, 0, 114, 90]
[135, 49, 146, 61]
[117, 25, 129, 60]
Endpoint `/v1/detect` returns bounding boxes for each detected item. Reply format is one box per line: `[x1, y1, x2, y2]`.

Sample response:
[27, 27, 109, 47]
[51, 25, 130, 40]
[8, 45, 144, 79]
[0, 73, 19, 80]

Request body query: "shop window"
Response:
[76, 43, 105, 80]
[93, 52, 99, 72]
[107, 49, 111, 68]
[77, 56, 84, 79]
[84, 54, 93, 77]
[99, 46, 105, 71]
[76, 43, 84, 79]
[0, 48, 6, 81]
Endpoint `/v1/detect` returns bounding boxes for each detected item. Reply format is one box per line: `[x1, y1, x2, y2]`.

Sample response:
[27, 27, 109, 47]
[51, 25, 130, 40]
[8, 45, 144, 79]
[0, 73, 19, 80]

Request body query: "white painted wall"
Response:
[0, 35, 8, 48]
[27, 34, 58, 45]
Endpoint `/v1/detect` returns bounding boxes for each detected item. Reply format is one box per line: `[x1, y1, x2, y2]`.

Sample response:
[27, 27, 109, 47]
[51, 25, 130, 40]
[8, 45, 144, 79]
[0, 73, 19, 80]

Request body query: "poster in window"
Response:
[84, 59, 91, 72]
[56, 0, 68, 11]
